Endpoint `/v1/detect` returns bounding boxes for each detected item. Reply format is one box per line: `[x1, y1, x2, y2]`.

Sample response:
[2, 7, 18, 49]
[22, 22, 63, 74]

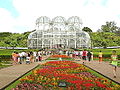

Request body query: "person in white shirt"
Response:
[33, 51, 37, 62]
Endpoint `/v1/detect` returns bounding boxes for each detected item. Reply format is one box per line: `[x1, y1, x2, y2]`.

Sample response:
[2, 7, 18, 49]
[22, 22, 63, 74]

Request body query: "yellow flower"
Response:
[114, 85, 120, 88]
[53, 77, 56, 81]
[44, 77, 47, 80]
[57, 77, 59, 80]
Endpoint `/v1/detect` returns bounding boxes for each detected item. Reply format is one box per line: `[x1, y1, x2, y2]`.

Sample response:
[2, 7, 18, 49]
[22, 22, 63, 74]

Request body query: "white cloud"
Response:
[0, 8, 17, 33]
[0, 0, 120, 33]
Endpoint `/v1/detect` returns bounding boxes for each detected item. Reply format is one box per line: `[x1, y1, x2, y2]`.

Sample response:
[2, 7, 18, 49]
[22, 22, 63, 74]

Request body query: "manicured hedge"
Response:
[0, 55, 11, 62]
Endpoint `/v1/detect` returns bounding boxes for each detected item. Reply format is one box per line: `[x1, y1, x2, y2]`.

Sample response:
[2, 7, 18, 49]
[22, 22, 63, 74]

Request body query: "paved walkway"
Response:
[0, 56, 49, 89]
[74, 60, 120, 84]
[0, 56, 120, 89]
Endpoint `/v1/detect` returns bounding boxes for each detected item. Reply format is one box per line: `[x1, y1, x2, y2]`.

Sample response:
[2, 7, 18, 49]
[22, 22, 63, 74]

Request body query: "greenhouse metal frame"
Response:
[28, 16, 91, 49]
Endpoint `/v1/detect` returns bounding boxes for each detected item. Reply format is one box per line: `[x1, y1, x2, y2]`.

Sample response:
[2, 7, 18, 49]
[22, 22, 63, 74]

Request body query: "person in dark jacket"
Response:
[87, 51, 92, 62]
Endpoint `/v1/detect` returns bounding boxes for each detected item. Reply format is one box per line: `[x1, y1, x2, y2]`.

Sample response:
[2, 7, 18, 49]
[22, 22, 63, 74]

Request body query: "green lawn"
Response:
[91, 48, 120, 56]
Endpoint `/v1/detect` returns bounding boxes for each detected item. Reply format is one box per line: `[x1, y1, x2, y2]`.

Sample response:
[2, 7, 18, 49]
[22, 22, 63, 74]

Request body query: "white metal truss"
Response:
[28, 16, 91, 49]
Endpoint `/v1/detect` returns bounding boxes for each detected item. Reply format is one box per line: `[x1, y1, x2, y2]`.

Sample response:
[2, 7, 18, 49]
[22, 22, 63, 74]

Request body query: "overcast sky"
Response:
[0, 0, 120, 33]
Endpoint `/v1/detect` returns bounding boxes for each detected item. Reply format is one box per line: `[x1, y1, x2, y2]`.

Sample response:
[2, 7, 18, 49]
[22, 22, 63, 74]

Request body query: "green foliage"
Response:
[0, 23, 120, 48]
[91, 49, 120, 60]
[91, 21, 120, 48]
[90, 32, 120, 48]
[0, 31, 31, 47]
[101, 21, 118, 33]
[0, 32, 12, 39]
[82, 27, 92, 32]
[0, 55, 11, 61]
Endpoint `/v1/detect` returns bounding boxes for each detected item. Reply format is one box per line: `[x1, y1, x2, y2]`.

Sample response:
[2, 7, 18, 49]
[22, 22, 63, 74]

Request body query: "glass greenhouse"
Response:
[28, 16, 91, 49]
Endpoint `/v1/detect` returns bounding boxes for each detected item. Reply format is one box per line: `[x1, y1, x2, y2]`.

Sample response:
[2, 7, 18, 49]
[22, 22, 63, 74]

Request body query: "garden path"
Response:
[0, 55, 48, 89]
[75, 59, 120, 84]
[0, 55, 120, 89]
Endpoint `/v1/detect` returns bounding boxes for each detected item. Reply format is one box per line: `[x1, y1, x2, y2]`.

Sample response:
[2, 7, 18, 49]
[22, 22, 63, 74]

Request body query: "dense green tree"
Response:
[0, 31, 32, 47]
[0, 28, 120, 48]
[82, 27, 92, 32]
[0, 41, 7, 47]
[90, 32, 119, 48]
[100, 21, 118, 33]
[115, 28, 120, 36]
[0, 32, 12, 37]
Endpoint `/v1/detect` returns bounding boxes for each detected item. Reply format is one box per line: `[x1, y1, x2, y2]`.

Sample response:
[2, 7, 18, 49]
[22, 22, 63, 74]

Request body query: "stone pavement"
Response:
[0, 62, 38, 89]
[74, 60, 120, 84]
[0, 55, 49, 89]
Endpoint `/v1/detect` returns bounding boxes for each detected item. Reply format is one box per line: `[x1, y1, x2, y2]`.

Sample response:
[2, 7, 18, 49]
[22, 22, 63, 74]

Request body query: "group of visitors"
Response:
[69, 49, 118, 78]
[81, 49, 118, 78]
[11, 49, 119, 78]
[11, 50, 48, 65]
[98, 50, 118, 78]
[69, 49, 93, 63]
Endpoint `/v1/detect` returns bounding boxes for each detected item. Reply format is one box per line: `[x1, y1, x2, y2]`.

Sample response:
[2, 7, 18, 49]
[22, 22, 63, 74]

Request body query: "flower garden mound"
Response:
[6, 61, 120, 90]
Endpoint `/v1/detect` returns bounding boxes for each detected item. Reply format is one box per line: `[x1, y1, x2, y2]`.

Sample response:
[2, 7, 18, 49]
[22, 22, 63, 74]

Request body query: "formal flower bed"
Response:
[50, 55, 71, 58]
[47, 54, 73, 61]
[11, 61, 120, 90]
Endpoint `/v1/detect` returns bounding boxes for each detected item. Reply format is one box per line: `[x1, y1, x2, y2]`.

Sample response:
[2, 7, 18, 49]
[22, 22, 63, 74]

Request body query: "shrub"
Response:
[0, 55, 11, 61]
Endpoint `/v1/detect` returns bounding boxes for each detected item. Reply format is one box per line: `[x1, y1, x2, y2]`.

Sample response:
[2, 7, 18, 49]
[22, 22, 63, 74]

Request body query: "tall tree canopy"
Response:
[82, 27, 92, 32]
[90, 32, 119, 48]
[100, 21, 118, 33]
[0, 31, 31, 47]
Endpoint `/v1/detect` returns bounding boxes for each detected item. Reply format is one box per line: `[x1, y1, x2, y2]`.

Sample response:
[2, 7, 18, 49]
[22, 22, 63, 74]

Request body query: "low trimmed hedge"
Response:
[0, 55, 11, 62]
[93, 54, 120, 60]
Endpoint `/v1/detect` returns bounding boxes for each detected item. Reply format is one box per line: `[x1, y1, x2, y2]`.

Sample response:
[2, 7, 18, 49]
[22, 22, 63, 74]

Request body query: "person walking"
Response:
[12, 51, 17, 65]
[26, 52, 31, 64]
[111, 50, 118, 78]
[18, 52, 22, 64]
[91, 51, 93, 61]
[38, 50, 42, 61]
[13, 52, 19, 65]
[30, 51, 34, 63]
[98, 50, 103, 64]
[82, 49, 87, 64]
[87, 51, 92, 62]
[33, 51, 37, 62]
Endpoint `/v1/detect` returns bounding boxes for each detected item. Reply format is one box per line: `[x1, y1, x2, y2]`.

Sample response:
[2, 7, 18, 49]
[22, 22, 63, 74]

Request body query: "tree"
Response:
[90, 32, 119, 48]
[82, 27, 92, 32]
[115, 28, 120, 36]
[100, 21, 118, 33]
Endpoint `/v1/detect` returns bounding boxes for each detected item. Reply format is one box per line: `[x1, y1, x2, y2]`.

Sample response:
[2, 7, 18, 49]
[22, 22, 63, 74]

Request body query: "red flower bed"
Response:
[12, 61, 120, 90]
[50, 55, 71, 58]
